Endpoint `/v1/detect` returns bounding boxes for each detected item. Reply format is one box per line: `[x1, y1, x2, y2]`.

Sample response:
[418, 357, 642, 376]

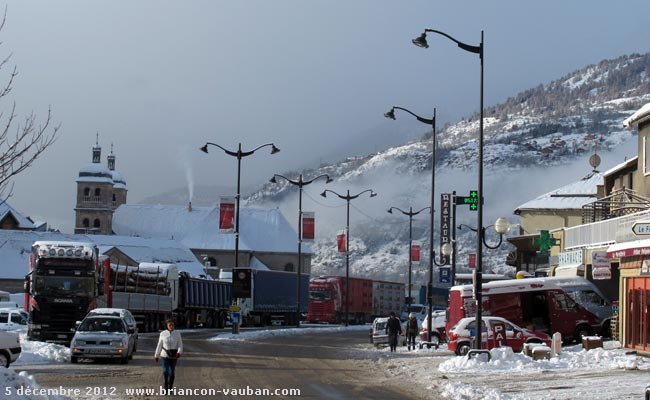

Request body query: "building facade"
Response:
[74, 138, 127, 234]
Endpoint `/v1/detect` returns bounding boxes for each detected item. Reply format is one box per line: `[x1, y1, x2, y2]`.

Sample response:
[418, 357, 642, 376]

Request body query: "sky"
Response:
[1, 0, 649, 233]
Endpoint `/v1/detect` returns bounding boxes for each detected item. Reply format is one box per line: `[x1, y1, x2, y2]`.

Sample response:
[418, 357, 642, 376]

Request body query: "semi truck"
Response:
[97, 262, 231, 332]
[239, 269, 309, 327]
[24, 241, 100, 344]
[447, 276, 613, 342]
[307, 276, 405, 324]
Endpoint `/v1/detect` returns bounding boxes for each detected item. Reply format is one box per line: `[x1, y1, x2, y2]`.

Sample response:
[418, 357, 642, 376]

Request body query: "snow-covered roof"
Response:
[112, 204, 308, 254]
[0, 230, 205, 279]
[0, 201, 35, 229]
[514, 171, 603, 213]
[603, 156, 638, 177]
[624, 102, 650, 128]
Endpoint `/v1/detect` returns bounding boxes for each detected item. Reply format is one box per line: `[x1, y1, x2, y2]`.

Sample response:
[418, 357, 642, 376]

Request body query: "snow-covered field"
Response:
[3, 326, 650, 399]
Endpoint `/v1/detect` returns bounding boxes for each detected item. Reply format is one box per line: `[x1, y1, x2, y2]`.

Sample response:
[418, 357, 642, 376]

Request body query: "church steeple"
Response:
[92, 132, 101, 164]
[107, 143, 116, 171]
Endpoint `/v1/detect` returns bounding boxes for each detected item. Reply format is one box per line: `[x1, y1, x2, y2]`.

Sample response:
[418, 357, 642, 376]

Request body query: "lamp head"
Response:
[384, 108, 396, 120]
[387, 208, 393, 214]
[269, 176, 277, 184]
[320, 190, 327, 198]
[370, 191, 377, 198]
[199, 144, 209, 153]
[412, 32, 429, 48]
[325, 176, 333, 184]
[441, 242, 453, 257]
[494, 217, 511, 234]
[271, 145, 281, 154]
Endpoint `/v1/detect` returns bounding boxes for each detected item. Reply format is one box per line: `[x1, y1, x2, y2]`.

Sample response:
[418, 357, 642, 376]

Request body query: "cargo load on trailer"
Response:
[25, 241, 100, 345]
[98, 262, 231, 332]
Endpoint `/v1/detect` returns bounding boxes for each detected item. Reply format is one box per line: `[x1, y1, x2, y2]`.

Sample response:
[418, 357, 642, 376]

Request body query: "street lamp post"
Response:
[384, 106, 449, 343]
[321, 189, 377, 326]
[270, 173, 332, 327]
[200, 142, 280, 333]
[387, 206, 431, 314]
[412, 28, 484, 350]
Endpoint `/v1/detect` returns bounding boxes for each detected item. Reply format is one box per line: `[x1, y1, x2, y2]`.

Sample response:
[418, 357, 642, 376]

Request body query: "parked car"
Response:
[0, 308, 28, 332]
[370, 317, 406, 347]
[419, 310, 447, 346]
[70, 315, 136, 364]
[447, 316, 551, 356]
[0, 330, 21, 367]
[86, 308, 138, 352]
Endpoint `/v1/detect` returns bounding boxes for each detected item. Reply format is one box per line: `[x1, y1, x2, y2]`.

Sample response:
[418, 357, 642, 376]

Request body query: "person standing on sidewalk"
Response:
[405, 313, 419, 351]
[385, 312, 403, 352]
[154, 319, 183, 391]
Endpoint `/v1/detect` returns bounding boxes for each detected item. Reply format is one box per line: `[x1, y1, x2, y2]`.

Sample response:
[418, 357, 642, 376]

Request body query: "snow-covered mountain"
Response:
[146, 53, 649, 287]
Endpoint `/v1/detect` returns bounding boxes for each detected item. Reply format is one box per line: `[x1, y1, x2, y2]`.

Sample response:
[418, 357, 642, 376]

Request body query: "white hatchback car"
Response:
[70, 315, 136, 364]
[370, 317, 406, 347]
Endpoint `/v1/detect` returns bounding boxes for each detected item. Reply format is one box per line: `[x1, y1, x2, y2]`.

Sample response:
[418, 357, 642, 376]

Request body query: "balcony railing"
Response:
[565, 209, 650, 250]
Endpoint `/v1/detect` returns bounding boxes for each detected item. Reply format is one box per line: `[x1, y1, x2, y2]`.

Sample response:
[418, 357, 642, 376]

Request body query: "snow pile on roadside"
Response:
[210, 325, 369, 341]
[13, 334, 70, 365]
[0, 368, 70, 400]
[439, 341, 646, 373]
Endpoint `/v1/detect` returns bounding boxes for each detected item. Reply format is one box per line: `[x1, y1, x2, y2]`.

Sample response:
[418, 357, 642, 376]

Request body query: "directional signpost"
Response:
[632, 221, 650, 236]
[455, 190, 479, 211]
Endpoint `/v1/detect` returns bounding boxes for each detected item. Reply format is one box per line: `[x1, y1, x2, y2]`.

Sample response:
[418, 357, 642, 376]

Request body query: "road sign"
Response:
[230, 312, 241, 325]
[632, 221, 650, 236]
[439, 267, 451, 284]
[455, 190, 479, 211]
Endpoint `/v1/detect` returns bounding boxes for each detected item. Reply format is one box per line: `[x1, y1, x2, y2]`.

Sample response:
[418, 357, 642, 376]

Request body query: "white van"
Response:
[0, 308, 28, 331]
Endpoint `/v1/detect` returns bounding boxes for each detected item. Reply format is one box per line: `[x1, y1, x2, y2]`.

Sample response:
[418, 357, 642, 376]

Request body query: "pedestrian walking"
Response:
[405, 313, 419, 351]
[385, 311, 402, 352]
[154, 318, 183, 391]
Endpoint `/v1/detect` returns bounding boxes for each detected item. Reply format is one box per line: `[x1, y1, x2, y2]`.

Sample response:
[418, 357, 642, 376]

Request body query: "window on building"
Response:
[82, 218, 89, 228]
[112, 193, 117, 202]
[83, 188, 90, 197]
[93, 219, 101, 228]
[284, 263, 294, 272]
[94, 188, 101, 197]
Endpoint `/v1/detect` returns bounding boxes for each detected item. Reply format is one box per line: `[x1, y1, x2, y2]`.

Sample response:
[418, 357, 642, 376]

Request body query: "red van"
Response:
[447, 277, 612, 342]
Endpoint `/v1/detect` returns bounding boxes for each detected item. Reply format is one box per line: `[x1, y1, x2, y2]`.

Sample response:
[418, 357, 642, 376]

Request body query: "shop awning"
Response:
[606, 239, 650, 258]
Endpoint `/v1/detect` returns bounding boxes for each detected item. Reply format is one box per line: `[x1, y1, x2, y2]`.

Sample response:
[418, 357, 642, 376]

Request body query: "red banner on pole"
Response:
[469, 253, 477, 269]
[219, 197, 235, 233]
[302, 212, 315, 241]
[337, 231, 347, 253]
[411, 242, 421, 264]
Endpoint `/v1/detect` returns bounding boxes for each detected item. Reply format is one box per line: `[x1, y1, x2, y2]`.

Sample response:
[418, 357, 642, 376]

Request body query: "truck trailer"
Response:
[307, 276, 404, 324]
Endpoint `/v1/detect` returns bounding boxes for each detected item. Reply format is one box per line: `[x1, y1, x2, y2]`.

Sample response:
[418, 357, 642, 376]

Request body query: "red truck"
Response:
[307, 276, 404, 324]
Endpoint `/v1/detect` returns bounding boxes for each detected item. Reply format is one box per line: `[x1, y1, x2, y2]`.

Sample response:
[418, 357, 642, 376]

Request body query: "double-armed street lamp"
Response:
[321, 189, 377, 326]
[387, 206, 430, 314]
[412, 28, 485, 350]
[200, 142, 280, 333]
[457, 217, 510, 350]
[270, 173, 332, 327]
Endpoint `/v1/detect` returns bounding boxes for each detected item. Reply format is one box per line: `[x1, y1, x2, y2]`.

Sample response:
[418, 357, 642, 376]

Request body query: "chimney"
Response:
[188, 202, 192, 212]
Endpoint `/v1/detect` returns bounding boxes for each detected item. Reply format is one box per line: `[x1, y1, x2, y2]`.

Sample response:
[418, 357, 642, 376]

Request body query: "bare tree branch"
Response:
[0, 8, 59, 201]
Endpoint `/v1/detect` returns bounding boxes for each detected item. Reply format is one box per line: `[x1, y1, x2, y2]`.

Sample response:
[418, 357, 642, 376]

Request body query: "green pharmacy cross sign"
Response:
[455, 190, 479, 211]
[533, 230, 557, 253]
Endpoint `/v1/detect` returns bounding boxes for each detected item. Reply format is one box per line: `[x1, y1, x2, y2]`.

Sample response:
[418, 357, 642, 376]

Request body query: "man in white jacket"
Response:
[154, 319, 183, 391]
